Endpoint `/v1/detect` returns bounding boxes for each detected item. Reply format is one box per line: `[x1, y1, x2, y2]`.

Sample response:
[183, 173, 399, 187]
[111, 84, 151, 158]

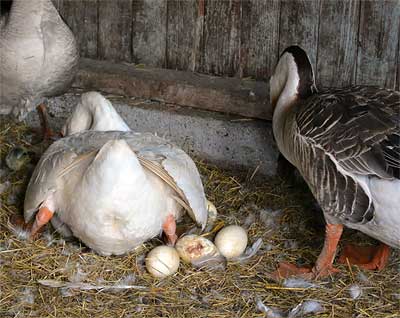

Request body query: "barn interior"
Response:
[0, 1, 399, 317]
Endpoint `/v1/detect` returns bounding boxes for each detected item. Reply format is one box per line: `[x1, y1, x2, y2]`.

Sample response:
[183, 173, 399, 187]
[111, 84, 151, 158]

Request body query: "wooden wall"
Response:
[53, 0, 400, 90]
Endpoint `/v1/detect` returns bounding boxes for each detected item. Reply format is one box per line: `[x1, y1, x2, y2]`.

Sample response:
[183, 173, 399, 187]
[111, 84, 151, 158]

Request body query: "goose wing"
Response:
[296, 86, 400, 180]
[25, 131, 208, 228]
[24, 144, 97, 223]
[124, 133, 208, 229]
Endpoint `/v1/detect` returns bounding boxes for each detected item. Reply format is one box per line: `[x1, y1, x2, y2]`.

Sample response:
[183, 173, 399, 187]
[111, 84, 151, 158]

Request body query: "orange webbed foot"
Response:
[8, 215, 41, 240]
[36, 103, 61, 141]
[162, 214, 178, 246]
[268, 223, 343, 281]
[338, 243, 390, 271]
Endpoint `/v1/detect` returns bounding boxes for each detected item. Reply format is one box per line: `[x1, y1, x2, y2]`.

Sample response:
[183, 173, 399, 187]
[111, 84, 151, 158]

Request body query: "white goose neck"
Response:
[271, 53, 300, 122]
[89, 96, 131, 132]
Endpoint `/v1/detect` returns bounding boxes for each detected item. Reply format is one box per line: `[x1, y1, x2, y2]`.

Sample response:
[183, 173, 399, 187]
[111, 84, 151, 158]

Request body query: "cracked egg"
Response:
[176, 235, 220, 264]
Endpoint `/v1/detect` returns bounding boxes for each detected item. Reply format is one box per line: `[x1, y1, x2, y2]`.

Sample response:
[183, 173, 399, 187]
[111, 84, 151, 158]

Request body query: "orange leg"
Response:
[30, 206, 54, 239]
[37, 103, 58, 140]
[271, 224, 343, 280]
[162, 214, 178, 246]
[338, 243, 391, 270]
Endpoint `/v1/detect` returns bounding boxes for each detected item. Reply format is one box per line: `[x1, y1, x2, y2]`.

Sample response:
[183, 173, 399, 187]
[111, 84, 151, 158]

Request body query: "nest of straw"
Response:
[0, 119, 399, 318]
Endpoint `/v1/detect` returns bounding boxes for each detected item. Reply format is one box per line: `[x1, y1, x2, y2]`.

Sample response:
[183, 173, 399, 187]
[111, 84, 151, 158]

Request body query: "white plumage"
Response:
[0, 0, 78, 119]
[24, 92, 208, 255]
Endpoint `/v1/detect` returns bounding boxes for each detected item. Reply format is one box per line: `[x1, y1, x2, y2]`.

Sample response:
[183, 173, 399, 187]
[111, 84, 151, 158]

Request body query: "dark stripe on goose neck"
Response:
[281, 46, 317, 99]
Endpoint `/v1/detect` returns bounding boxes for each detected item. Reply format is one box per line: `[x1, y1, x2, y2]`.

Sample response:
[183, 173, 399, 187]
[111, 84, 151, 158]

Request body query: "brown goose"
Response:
[0, 0, 79, 138]
[270, 46, 400, 279]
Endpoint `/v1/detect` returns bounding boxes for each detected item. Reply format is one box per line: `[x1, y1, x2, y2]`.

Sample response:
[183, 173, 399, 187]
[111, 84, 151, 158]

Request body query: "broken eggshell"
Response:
[145, 245, 180, 278]
[214, 225, 248, 259]
[175, 234, 220, 264]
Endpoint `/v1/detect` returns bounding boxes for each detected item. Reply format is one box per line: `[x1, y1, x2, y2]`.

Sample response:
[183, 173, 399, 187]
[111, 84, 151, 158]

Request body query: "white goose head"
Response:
[270, 46, 317, 116]
[61, 92, 131, 136]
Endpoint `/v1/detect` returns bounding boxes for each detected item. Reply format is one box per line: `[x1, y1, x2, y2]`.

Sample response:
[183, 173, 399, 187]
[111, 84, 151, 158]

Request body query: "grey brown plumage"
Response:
[293, 86, 399, 226]
[271, 45, 400, 251]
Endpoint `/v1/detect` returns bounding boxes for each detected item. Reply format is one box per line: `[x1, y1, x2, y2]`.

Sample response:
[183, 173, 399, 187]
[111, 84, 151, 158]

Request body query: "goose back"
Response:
[0, 0, 78, 119]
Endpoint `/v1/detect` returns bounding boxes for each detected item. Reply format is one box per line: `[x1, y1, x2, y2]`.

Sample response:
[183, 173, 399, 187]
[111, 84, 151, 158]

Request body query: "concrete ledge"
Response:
[75, 58, 272, 120]
[25, 91, 278, 177]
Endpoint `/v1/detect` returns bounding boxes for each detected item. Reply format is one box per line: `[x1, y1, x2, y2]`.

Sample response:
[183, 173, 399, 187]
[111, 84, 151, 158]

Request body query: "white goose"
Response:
[23, 92, 208, 255]
[270, 46, 400, 279]
[0, 0, 78, 137]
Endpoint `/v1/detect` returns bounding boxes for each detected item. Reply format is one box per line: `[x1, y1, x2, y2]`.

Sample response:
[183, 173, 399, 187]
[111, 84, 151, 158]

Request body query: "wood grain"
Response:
[166, 0, 198, 71]
[57, 0, 98, 59]
[398, 23, 400, 91]
[199, 0, 241, 76]
[132, 0, 167, 67]
[52, 1, 400, 98]
[317, 0, 360, 88]
[76, 58, 271, 120]
[98, 0, 132, 62]
[239, 0, 280, 80]
[279, 0, 321, 78]
[357, 0, 400, 89]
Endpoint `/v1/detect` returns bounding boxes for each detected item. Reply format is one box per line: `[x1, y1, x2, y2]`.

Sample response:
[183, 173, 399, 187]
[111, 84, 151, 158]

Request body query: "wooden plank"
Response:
[166, 0, 200, 71]
[357, 0, 400, 89]
[239, 0, 280, 80]
[199, 0, 241, 76]
[132, 0, 167, 67]
[98, 0, 133, 62]
[75, 58, 271, 120]
[317, 0, 360, 88]
[51, 0, 62, 12]
[57, 0, 98, 59]
[397, 23, 400, 91]
[278, 0, 321, 79]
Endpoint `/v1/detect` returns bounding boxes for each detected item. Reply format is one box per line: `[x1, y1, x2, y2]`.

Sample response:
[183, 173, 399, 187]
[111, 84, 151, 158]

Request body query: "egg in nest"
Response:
[145, 246, 180, 278]
[214, 225, 248, 259]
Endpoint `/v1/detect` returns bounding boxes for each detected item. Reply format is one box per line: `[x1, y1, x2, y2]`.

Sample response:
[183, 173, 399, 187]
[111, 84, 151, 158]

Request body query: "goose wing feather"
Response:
[24, 131, 121, 221]
[116, 131, 208, 228]
[24, 148, 81, 222]
[296, 86, 400, 180]
[25, 131, 207, 228]
[131, 142, 208, 229]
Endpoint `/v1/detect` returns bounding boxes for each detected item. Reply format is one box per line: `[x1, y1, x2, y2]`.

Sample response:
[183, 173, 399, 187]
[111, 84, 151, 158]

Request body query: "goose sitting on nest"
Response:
[0, 0, 79, 138]
[20, 92, 208, 255]
[270, 46, 399, 279]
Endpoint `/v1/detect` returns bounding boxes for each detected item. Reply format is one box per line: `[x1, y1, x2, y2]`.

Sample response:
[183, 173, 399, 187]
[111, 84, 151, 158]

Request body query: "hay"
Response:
[0, 120, 399, 318]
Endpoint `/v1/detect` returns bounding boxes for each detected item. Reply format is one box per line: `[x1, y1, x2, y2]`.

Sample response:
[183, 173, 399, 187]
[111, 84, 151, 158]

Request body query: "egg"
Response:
[145, 246, 180, 278]
[214, 225, 248, 259]
[176, 235, 220, 264]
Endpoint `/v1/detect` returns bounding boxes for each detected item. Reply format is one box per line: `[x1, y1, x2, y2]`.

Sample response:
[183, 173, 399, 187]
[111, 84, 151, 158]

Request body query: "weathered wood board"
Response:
[317, 0, 360, 87]
[356, 0, 400, 89]
[49, 0, 399, 119]
[131, 0, 167, 67]
[166, 0, 199, 71]
[240, 0, 280, 80]
[55, 0, 98, 59]
[199, 0, 241, 76]
[278, 0, 321, 77]
[98, 0, 133, 62]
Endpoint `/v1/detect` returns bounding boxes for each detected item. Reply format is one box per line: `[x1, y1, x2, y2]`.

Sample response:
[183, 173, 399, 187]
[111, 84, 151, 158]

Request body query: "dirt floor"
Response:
[0, 119, 399, 318]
